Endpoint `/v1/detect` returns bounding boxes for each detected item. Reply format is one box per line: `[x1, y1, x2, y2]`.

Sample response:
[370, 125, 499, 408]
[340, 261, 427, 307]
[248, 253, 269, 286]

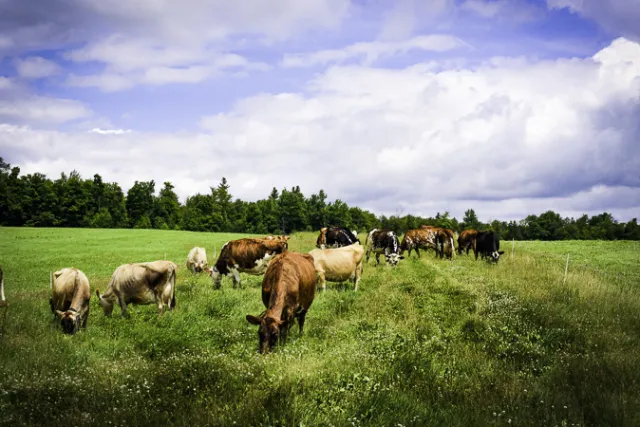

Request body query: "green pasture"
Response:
[0, 228, 639, 426]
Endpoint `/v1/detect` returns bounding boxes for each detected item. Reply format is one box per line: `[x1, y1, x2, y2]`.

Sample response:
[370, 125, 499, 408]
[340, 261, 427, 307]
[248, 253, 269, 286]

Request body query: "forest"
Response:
[1, 157, 638, 240]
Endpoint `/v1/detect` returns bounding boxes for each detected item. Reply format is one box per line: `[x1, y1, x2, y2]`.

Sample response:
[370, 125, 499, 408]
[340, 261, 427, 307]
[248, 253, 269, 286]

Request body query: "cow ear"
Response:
[498, 251, 505, 255]
[246, 315, 262, 325]
[399, 255, 405, 259]
[55, 310, 65, 319]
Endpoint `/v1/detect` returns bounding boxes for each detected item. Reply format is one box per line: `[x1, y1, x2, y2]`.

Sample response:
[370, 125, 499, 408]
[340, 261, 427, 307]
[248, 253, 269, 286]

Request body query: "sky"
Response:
[1, 0, 639, 222]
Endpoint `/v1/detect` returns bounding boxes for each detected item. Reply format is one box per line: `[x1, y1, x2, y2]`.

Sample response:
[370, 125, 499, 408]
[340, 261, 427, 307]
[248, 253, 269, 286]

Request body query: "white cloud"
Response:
[377, 0, 454, 41]
[14, 56, 61, 79]
[3, 38, 640, 221]
[89, 128, 131, 135]
[65, 35, 271, 91]
[547, 0, 640, 41]
[0, 79, 91, 124]
[282, 35, 468, 68]
[461, 0, 541, 22]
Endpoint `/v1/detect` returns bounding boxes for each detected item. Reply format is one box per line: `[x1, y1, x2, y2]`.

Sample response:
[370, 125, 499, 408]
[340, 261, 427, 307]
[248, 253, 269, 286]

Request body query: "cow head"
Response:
[490, 250, 505, 263]
[385, 252, 404, 266]
[246, 314, 282, 354]
[194, 260, 207, 273]
[206, 266, 222, 288]
[56, 309, 82, 335]
[316, 228, 327, 249]
[96, 289, 114, 316]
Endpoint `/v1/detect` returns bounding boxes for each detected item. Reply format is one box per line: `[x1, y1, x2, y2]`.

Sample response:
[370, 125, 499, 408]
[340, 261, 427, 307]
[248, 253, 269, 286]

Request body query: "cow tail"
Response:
[449, 236, 455, 258]
[170, 263, 177, 309]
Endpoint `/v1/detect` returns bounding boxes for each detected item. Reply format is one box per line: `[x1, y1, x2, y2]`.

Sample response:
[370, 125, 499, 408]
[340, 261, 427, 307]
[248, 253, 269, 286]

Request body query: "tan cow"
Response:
[246, 251, 316, 354]
[49, 267, 91, 335]
[186, 246, 208, 273]
[308, 243, 364, 291]
[96, 260, 177, 318]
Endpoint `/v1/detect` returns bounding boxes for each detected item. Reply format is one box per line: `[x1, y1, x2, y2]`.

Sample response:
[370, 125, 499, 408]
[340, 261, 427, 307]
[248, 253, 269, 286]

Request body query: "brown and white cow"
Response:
[365, 229, 404, 266]
[246, 251, 316, 354]
[400, 228, 438, 258]
[96, 260, 177, 318]
[264, 235, 290, 243]
[434, 227, 456, 259]
[49, 267, 91, 335]
[457, 229, 479, 255]
[207, 238, 288, 288]
[308, 243, 364, 291]
[0, 265, 5, 308]
[186, 246, 208, 273]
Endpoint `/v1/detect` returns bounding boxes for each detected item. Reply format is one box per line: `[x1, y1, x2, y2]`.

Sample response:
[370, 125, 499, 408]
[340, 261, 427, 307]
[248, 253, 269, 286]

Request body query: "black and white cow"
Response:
[474, 231, 504, 263]
[316, 227, 360, 249]
[365, 229, 404, 266]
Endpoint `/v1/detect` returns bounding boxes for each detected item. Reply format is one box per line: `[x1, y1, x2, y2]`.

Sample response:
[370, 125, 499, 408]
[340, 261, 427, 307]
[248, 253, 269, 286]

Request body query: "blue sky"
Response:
[1, 0, 639, 221]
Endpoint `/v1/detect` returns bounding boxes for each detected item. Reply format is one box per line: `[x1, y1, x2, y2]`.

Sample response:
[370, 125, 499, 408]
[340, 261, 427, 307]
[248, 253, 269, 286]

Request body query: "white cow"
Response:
[50, 267, 91, 334]
[308, 243, 365, 291]
[186, 246, 208, 273]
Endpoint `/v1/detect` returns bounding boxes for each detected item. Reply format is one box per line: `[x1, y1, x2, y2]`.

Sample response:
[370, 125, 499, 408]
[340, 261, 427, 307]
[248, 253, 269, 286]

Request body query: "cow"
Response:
[186, 246, 208, 273]
[206, 238, 288, 289]
[457, 229, 479, 255]
[308, 243, 364, 291]
[474, 231, 504, 262]
[246, 251, 316, 354]
[49, 267, 91, 335]
[0, 265, 5, 308]
[96, 260, 177, 318]
[316, 227, 360, 249]
[365, 229, 404, 266]
[399, 228, 438, 258]
[434, 227, 456, 259]
[264, 235, 290, 243]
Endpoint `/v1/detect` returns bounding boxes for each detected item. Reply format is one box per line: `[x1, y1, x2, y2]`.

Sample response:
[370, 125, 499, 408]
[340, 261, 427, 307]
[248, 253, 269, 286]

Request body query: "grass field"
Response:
[1, 228, 639, 426]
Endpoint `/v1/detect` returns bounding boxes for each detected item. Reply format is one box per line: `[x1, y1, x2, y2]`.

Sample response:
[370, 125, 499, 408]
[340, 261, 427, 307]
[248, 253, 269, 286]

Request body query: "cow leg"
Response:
[296, 308, 308, 335]
[318, 271, 327, 292]
[365, 249, 371, 265]
[354, 263, 362, 291]
[82, 306, 89, 328]
[415, 247, 420, 258]
[375, 252, 381, 265]
[117, 293, 130, 318]
[231, 266, 241, 288]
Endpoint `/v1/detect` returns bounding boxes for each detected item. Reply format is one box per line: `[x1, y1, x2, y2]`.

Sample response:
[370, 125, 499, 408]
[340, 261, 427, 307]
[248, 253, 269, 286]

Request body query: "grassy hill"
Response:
[1, 228, 639, 426]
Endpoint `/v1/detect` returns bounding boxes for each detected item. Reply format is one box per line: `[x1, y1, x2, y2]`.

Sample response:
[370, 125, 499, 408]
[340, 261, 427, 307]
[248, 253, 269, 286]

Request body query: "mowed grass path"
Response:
[1, 228, 639, 426]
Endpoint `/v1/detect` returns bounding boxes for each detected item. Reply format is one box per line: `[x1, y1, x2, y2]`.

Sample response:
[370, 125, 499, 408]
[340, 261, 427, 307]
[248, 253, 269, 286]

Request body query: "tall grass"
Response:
[1, 228, 639, 426]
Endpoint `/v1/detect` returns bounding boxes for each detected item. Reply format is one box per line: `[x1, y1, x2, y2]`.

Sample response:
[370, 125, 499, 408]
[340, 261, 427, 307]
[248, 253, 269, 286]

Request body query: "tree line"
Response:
[1, 158, 638, 240]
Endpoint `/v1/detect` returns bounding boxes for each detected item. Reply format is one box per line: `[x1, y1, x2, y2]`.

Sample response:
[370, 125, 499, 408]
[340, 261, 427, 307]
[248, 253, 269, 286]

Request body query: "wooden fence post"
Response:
[563, 253, 570, 285]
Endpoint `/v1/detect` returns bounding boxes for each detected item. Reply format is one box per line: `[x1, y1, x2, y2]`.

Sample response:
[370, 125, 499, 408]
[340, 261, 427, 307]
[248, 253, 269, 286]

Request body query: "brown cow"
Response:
[264, 235, 290, 242]
[207, 238, 288, 288]
[96, 260, 177, 318]
[457, 229, 479, 255]
[246, 251, 316, 354]
[399, 228, 438, 258]
[49, 267, 91, 335]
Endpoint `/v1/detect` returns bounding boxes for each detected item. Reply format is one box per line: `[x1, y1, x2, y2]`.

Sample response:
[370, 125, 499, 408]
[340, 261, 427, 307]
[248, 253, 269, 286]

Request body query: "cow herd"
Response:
[1, 226, 503, 354]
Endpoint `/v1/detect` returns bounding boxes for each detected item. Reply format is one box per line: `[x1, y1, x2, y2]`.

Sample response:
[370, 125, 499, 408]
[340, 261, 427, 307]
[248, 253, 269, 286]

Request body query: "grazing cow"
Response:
[186, 246, 208, 273]
[49, 267, 91, 335]
[457, 229, 479, 255]
[0, 265, 5, 308]
[96, 260, 177, 317]
[316, 227, 360, 249]
[308, 243, 364, 291]
[246, 251, 316, 354]
[474, 231, 504, 262]
[399, 228, 438, 258]
[365, 229, 404, 266]
[207, 238, 288, 288]
[434, 227, 456, 259]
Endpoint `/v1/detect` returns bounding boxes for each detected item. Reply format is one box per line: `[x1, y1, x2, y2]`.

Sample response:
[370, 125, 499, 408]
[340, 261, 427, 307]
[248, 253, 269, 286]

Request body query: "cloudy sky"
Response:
[1, 0, 639, 222]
